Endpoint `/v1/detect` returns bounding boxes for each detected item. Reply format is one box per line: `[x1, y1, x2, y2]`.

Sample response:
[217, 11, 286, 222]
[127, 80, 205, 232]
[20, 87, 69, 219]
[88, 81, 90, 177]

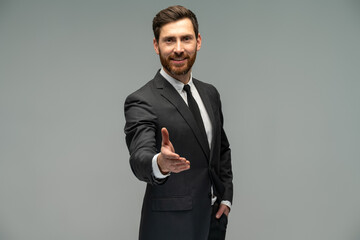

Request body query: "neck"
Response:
[163, 68, 191, 84]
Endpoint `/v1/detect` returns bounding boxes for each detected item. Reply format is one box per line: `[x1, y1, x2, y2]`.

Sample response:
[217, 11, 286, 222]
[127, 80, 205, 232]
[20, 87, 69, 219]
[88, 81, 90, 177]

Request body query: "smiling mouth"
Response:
[171, 58, 187, 64]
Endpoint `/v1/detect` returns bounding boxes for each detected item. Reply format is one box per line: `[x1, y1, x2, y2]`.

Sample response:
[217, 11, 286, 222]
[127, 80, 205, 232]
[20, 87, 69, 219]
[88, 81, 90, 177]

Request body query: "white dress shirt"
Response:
[151, 68, 231, 209]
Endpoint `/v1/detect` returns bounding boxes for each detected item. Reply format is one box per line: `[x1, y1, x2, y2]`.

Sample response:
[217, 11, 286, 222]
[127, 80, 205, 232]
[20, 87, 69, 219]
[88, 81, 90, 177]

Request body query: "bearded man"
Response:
[124, 5, 233, 240]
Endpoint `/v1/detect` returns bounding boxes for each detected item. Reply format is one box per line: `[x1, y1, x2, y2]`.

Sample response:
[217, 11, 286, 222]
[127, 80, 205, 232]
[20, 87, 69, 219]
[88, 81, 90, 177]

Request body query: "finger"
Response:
[216, 205, 227, 219]
[168, 158, 190, 172]
[162, 149, 179, 160]
[173, 161, 190, 168]
[172, 157, 189, 165]
[161, 127, 170, 146]
[177, 157, 190, 165]
[178, 157, 188, 162]
[173, 157, 187, 163]
[171, 164, 190, 173]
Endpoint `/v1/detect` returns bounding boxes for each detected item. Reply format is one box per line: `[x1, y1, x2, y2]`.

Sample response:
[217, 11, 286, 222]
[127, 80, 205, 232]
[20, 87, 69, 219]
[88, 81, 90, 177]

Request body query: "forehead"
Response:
[159, 18, 195, 38]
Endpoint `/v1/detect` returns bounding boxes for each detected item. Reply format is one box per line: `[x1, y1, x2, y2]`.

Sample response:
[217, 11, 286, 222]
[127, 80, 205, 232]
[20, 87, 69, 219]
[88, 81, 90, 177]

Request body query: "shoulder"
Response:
[193, 78, 220, 99]
[125, 70, 165, 103]
[124, 79, 158, 123]
[125, 78, 157, 105]
[127, 79, 153, 97]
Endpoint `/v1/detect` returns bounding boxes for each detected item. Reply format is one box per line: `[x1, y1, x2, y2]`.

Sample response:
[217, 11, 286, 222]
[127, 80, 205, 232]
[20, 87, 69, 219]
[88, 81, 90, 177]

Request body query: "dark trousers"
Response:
[208, 202, 228, 240]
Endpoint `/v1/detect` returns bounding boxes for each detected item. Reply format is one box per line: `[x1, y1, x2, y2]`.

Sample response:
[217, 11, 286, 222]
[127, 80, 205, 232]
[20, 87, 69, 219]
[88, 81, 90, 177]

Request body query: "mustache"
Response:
[169, 53, 190, 60]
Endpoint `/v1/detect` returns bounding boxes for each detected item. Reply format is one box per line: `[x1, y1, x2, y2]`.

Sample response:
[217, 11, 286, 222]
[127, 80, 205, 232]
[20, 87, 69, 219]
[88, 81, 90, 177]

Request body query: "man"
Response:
[124, 5, 233, 240]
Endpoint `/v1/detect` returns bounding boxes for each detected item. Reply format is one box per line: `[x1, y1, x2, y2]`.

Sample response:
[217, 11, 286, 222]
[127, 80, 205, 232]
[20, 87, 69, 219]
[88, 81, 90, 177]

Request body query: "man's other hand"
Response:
[157, 127, 190, 174]
[216, 204, 230, 219]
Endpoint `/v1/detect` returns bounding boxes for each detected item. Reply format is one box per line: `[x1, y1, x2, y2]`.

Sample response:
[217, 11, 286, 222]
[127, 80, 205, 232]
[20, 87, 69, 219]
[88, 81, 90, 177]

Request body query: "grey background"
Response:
[1, 0, 359, 239]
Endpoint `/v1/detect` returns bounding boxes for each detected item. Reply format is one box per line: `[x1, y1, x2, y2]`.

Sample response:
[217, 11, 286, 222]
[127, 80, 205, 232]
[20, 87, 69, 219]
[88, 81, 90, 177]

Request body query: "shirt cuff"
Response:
[152, 153, 170, 179]
[220, 200, 232, 210]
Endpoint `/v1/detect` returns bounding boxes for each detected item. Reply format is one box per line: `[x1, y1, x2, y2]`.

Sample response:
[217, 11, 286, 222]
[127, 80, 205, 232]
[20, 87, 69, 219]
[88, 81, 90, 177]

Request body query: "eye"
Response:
[165, 38, 173, 43]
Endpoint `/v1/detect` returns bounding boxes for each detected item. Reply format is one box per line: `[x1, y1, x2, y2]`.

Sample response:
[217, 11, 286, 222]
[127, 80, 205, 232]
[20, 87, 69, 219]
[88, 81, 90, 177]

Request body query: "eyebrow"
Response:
[161, 34, 194, 40]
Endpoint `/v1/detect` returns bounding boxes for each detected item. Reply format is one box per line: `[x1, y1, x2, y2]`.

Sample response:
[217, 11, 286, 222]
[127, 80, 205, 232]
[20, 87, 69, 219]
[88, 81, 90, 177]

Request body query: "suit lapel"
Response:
[154, 72, 210, 160]
[193, 79, 217, 163]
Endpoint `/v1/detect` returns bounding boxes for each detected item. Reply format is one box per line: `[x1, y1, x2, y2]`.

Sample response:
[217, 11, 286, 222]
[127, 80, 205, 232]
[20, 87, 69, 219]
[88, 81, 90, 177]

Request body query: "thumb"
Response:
[216, 204, 226, 219]
[216, 204, 229, 219]
[161, 127, 170, 146]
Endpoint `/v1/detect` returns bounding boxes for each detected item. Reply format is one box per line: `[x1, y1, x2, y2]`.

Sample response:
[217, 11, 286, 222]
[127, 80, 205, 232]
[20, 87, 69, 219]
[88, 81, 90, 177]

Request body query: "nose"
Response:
[173, 40, 184, 54]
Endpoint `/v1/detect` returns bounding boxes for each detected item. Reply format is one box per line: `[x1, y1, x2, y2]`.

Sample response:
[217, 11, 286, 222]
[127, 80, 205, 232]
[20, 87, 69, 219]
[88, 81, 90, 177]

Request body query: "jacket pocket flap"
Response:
[152, 196, 192, 211]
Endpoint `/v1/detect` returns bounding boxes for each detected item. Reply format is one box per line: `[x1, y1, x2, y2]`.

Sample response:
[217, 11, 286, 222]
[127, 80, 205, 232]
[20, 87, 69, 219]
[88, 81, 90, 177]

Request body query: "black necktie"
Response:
[183, 84, 207, 139]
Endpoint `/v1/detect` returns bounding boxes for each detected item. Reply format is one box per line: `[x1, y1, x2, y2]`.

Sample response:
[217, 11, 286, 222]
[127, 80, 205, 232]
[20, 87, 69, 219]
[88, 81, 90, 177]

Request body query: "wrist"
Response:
[157, 153, 170, 175]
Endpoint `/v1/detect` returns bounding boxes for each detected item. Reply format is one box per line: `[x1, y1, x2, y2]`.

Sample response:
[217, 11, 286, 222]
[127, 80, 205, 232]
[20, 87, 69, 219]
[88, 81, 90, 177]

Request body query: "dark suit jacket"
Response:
[124, 71, 233, 240]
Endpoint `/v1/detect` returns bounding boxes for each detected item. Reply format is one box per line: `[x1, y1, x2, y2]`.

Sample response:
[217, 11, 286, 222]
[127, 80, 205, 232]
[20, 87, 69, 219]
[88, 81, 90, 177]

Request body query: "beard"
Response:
[159, 49, 197, 76]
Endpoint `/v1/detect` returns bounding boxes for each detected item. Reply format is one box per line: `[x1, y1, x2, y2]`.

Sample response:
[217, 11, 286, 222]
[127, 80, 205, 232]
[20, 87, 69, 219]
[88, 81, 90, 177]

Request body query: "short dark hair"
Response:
[152, 5, 199, 42]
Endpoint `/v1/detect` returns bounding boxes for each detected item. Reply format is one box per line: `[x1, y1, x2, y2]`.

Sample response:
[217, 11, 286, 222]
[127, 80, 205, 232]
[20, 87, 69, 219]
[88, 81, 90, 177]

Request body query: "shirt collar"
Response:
[160, 68, 193, 92]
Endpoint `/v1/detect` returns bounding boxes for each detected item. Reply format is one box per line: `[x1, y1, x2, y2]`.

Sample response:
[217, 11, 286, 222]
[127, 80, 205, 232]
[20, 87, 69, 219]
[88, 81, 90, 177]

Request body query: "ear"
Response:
[196, 33, 202, 51]
[153, 38, 160, 55]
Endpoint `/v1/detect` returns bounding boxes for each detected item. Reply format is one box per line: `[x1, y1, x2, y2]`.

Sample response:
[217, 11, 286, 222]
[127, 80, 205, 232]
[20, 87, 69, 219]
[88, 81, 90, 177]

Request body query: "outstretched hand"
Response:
[157, 128, 190, 174]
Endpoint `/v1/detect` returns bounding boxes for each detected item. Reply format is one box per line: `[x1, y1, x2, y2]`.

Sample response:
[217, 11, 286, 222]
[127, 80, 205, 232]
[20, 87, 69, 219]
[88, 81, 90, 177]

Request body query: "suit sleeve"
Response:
[217, 90, 233, 203]
[124, 92, 166, 185]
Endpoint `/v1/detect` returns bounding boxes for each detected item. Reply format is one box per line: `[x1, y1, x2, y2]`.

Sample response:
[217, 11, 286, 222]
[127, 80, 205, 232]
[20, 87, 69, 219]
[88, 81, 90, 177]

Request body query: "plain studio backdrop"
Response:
[0, 0, 359, 239]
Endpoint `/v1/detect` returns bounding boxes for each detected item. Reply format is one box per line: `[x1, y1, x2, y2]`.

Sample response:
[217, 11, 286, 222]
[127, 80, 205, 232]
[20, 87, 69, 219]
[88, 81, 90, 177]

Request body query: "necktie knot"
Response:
[183, 84, 191, 94]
